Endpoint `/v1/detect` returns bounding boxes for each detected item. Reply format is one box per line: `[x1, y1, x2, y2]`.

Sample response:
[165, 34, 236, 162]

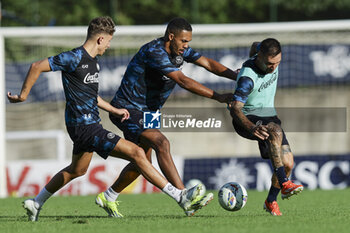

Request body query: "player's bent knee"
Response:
[267, 122, 283, 142]
[267, 122, 282, 134]
[152, 135, 170, 152]
[75, 169, 88, 177]
[66, 167, 88, 179]
[130, 147, 147, 163]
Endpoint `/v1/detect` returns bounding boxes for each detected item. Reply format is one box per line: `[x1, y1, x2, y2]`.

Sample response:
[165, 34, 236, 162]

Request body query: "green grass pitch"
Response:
[0, 189, 349, 233]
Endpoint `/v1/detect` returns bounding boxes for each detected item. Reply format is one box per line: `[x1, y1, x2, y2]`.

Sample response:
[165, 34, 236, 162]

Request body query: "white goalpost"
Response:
[1, 19, 350, 198]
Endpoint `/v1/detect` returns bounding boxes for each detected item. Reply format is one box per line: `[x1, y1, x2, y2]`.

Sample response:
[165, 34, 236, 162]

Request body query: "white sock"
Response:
[162, 183, 183, 203]
[104, 187, 120, 202]
[34, 187, 53, 207]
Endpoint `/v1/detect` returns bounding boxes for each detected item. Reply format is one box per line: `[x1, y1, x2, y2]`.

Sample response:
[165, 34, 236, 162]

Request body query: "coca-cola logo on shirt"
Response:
[83, 72, 99, 84]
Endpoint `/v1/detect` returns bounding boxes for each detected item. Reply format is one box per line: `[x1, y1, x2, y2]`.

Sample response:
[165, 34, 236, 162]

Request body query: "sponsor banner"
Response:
[6, 156, 184, 197]
[183, 154, 350, 191]
[5, 154, 350, 197]
[5, 45, 350, 102]
[142, 107, 346, 132]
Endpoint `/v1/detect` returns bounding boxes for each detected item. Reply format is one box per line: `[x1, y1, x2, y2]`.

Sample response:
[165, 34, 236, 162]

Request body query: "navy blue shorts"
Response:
[66, 123, 121, 159]
[109, 102, 145, 144]
[232, 115, 289, 159]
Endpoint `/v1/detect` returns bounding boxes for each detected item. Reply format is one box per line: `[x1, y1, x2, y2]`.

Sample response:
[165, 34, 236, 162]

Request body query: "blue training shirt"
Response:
[48, 46, 101, 126]
[111, 37, 201, 111]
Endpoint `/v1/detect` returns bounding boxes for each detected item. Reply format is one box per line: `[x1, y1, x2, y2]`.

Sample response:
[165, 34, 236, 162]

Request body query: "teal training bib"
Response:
[237, 66, 278, 117]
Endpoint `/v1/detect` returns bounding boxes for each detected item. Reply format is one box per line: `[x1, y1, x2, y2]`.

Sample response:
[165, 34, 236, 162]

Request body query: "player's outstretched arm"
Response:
[167, 70, 231, 103]
[7, 58, 51, 103]
[229, 101, 269, 140]
[194, 56, 239, 81]
[97, 95, 130, 122]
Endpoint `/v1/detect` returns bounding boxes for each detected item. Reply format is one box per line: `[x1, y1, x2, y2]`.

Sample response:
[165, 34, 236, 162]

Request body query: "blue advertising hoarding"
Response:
[183, 154, 350, 191]
[5, 44, 350, 103]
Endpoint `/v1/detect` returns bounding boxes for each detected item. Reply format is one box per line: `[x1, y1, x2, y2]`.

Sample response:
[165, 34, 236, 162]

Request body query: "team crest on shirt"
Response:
[170, 55, 184, 67]
[174, 56, 183, 65]
[162, 75, 171, 81]
[107, 132, 116, 139]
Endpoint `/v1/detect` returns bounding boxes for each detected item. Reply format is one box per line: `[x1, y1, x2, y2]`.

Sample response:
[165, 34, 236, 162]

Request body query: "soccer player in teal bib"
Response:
[229, 38, 303, 216]
[8, 16, 206, 221]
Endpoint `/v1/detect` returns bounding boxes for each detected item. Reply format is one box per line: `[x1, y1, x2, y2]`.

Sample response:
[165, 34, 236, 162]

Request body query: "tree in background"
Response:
[0, 0, 104, 26]
[0, 0, 349, 26]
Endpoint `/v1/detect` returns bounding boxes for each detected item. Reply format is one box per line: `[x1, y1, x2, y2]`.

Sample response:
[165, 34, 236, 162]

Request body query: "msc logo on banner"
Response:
[143, 110, 161, 129]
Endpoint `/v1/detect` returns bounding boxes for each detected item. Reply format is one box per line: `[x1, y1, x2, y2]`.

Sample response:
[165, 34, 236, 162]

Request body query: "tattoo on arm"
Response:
[282, 145, 292, 154]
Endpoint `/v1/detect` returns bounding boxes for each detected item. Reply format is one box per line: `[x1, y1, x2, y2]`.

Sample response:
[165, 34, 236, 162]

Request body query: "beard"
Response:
[266, 68, 274, 73]
[169, 41, 180, 56]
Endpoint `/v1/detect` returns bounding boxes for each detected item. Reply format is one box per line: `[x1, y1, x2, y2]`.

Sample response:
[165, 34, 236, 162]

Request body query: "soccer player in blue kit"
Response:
[229, 38, 303, 216]
[96, 17, 239, 217]
[7, 16, 205, 221]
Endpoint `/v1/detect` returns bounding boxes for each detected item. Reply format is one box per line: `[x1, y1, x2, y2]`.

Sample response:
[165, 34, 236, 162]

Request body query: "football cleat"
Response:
[178, 183, 202, 212]
[263, 200, 282, 216]
[23, 199, 41, 222]
[281, 180, 303, 200]
[95, 192, 123, 217]
[185, 192, 214, 217]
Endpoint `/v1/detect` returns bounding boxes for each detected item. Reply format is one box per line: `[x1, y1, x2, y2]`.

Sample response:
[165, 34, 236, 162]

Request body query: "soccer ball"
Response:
[218, 182, 248, 211]
[185, 179, 206, 196]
